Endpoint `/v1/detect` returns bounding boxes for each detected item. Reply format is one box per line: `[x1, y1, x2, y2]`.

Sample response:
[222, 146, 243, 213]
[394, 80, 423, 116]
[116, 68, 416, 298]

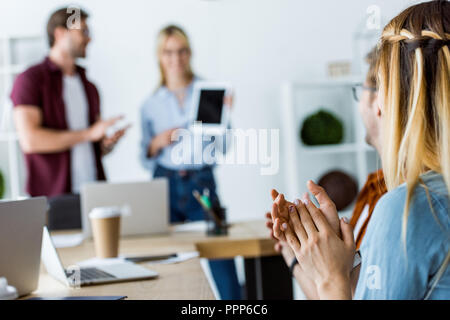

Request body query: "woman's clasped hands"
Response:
[271, 180, 356, 299]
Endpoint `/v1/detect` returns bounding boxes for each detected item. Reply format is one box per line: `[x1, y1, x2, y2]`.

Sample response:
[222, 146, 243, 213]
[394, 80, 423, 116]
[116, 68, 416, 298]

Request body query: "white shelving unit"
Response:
[0, 34, 45, 200]
[280, 78, 380, 218]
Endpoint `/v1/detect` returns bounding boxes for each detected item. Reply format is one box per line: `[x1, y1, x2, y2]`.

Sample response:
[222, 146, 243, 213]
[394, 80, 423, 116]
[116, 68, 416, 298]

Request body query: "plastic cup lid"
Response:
[89, 206, 122, 219]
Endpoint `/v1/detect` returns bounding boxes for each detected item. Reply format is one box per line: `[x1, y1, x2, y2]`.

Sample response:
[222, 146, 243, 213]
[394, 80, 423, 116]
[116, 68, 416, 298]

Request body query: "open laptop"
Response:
[41, 227, 158, 287]
[0, 197, 47, 297]
[80, 179, 169, 239]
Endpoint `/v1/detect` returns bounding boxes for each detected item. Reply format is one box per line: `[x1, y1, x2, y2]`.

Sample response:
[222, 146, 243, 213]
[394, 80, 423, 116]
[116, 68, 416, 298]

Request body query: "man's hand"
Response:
[13, 106, 123, 154]
[101, 124, 131, 155]
[86, 116, 123, 142]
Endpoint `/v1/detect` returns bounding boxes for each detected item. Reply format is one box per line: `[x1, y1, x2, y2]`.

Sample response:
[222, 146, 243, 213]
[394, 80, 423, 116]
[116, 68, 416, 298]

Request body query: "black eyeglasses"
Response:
[352, 84, 377, 102]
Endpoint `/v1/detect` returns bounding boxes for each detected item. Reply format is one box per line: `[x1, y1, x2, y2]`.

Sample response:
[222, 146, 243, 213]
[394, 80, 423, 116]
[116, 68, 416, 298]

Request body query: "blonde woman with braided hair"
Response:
[271, 0, 449, 299]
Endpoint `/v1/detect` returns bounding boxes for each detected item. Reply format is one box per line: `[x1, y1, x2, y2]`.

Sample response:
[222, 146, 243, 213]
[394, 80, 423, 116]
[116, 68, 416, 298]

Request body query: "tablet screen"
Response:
[196, 89, 225, 124]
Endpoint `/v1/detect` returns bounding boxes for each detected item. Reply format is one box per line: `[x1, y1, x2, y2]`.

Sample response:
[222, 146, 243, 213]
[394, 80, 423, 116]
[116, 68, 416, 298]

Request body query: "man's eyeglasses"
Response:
[68, 27, 90, 38]
[352, 84, 377, 102]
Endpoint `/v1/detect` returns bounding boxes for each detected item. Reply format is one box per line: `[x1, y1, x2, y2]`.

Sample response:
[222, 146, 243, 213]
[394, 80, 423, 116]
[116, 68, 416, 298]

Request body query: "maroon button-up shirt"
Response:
[10, 57, 106, 197]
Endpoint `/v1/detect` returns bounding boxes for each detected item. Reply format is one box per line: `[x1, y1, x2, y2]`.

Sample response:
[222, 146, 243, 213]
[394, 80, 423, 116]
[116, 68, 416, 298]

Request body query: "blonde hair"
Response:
[377, 0, 449, 294]
[156, 25, 194, 87]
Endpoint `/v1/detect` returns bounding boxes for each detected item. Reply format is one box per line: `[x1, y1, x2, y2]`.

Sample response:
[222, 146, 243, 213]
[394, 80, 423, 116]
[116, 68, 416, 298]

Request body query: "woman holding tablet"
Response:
[140, 25, 240, 300]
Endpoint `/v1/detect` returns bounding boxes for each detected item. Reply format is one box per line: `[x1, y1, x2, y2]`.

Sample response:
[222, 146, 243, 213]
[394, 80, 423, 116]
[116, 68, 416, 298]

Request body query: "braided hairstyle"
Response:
[377, 0, 449, 285]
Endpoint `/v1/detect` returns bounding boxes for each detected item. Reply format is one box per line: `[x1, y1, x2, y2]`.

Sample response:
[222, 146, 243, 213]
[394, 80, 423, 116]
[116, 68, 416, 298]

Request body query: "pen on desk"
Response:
[202, 188, 212, 209]
[193, 189, 210, 210]
[192, 190, 221, 225]
[124, 253, 177, 263]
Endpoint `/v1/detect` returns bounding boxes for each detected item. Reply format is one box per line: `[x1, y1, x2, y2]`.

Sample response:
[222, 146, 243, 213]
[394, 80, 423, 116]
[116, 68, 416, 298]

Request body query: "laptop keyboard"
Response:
[65, 267, 116, 284]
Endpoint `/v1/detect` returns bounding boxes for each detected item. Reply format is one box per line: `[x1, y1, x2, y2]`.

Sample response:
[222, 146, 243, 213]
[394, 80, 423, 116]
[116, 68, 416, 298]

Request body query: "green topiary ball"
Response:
[300, 109, 344, 146]
[0, 170, 4, 199]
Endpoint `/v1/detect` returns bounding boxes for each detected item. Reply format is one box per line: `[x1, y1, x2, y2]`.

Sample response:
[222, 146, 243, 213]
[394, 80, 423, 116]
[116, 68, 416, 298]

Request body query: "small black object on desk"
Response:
[192, 190, 228, 236]
[206, 205, 228, 236]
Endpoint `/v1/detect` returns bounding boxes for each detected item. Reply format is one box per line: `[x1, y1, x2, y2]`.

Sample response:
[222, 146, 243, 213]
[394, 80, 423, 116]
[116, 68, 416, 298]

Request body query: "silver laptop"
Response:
[41, 227, 158, 287]
[0, 197, 47, 296]
[80, 179, 169, 239]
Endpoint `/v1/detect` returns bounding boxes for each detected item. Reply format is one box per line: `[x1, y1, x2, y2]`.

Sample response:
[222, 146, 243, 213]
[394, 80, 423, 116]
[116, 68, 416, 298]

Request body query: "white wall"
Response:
[0, 0, 421, 221]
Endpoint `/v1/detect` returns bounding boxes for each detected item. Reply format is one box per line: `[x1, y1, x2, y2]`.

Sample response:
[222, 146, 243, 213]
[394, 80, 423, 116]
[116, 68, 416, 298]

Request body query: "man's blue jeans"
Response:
[154, 165, 242, 300]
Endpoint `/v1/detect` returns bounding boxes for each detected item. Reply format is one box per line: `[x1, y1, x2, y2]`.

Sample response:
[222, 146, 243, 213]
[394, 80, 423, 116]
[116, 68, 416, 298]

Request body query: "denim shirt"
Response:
[354, 171, 450, 300]
[140, 78, 229, 174]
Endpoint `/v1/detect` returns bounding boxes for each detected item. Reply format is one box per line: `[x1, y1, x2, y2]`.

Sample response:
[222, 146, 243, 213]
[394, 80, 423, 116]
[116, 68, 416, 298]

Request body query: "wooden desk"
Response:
[193, 220, 293, 300]
[194, 220, 278, 259]
[28, 220, 291, 300]
[28, 232, 214, 300]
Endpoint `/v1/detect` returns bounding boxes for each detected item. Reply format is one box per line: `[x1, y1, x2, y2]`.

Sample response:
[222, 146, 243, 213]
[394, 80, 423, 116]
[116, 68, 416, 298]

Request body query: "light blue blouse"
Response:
[140, 79, 228, 173]
[355, 171, 450, 300]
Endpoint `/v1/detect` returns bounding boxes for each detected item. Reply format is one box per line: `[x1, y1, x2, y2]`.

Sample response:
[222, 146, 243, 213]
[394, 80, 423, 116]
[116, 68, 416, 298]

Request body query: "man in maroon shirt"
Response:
[10, 7, 127, 197]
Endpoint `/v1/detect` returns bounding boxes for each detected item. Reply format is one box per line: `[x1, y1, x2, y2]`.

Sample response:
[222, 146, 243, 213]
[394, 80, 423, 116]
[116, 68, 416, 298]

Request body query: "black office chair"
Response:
[47, 194, 82, 231]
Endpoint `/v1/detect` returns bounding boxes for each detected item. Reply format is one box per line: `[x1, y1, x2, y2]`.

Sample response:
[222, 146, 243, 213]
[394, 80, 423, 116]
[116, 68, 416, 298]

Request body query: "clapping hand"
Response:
[271, 181, 355, 299]
[271, 181, 341, 241]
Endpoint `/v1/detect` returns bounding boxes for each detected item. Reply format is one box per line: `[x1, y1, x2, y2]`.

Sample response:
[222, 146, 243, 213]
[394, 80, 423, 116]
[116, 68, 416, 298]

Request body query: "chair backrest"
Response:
[47, 194, 81, 231]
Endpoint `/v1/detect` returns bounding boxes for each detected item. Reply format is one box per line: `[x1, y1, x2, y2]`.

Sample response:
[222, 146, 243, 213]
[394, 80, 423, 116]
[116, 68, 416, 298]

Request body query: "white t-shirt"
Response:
[63, 74, 97, 193]
[353, 204, 370, 240]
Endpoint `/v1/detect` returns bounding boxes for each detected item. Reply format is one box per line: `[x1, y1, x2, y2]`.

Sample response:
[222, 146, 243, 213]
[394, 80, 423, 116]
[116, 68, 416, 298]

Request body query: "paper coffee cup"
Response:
[89, 207, 121, 258]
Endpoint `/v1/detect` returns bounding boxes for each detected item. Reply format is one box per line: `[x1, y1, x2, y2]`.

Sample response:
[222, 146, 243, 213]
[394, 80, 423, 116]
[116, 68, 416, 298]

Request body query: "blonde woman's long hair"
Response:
[378, 0, 449, 230]
[377, 0, 449, 282]
[156, 25, 194, 88]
